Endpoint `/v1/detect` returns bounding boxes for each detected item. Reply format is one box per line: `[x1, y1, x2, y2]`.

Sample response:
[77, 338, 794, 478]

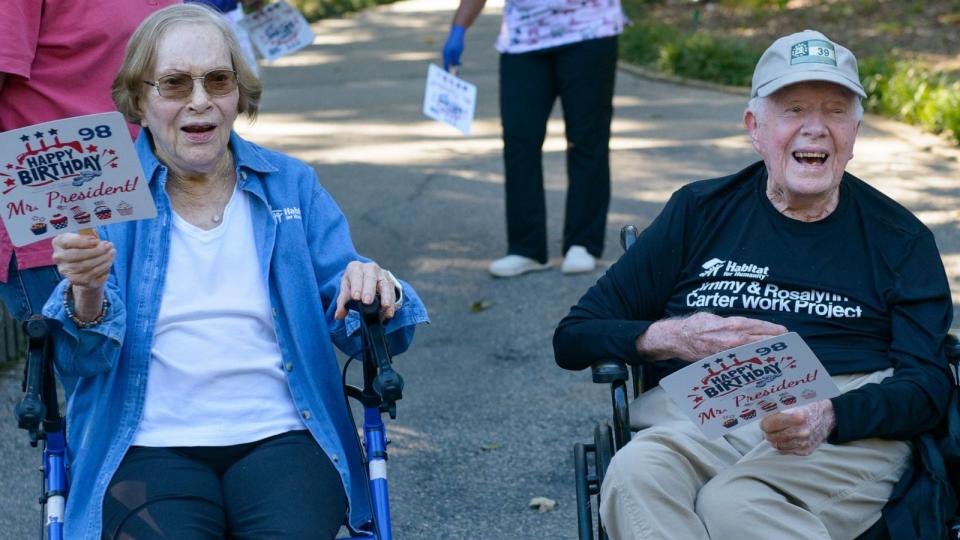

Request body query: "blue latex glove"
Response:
[443, 25, 466, 72]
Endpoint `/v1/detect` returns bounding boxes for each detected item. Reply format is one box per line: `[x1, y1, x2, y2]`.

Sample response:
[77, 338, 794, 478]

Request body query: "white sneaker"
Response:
[488, 255, 551, 278]
[561, 245, 596, 274]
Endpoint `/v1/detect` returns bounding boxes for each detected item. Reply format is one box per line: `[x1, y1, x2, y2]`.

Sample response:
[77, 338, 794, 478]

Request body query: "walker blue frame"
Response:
[342, 298, 405, 540]
[15, 316, 66, 540]
[15, 297, 405, 540]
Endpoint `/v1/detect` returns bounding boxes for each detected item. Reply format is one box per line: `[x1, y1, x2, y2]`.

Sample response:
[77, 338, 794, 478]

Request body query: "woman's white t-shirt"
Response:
[132, 185, 304, 447]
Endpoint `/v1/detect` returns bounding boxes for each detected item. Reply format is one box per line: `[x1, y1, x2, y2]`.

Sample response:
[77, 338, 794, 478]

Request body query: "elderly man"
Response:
[554, 30, 953, 539]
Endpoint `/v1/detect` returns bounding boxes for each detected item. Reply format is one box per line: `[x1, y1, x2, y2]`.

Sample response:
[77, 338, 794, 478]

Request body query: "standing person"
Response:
[555, 30, 954, 539]
[45, 5, 428, 538]
[0, 0, 179, 323]
[442, 0, 625, 277]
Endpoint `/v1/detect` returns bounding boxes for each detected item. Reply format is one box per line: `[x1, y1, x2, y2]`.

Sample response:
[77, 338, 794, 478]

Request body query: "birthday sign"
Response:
[659, 332, 840, 438]
[0, 112, 156, 246]
[239, 0, 315, 62]
[423, 64, 477, 136]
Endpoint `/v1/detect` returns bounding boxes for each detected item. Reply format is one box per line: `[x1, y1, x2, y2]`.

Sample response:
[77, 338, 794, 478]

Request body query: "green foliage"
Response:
[619, 21, 960, 144]
[620, 24, 760, 87]
[719, 0, 789, 11]
[657, 32, 760, 86]
[863, 60, 960, 143]
[288, 0, 401, 21]
[619, 22, 680, 66]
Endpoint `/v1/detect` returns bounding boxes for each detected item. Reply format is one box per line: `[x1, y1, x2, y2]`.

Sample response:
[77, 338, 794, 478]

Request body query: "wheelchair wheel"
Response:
[593, 423, 613, 540]
[574, 423, 615, 540]
[574, 442, 594, 540]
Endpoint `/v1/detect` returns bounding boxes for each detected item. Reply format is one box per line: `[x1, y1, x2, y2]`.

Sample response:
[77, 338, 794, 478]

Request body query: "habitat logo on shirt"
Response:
[698, 258, 769, 281]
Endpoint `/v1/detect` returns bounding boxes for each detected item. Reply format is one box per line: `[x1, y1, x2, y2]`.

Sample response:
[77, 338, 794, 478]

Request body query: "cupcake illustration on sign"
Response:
[759, 400, 777, 413]
[779, 393, 797, 406]
[116, 201, 133, 216]
[739, 408, 757, 420]
[70, 206, 91, 225]
[50, 212, 68, 230]
[30, 216, 47, 236]
[94, 200, 112, 220]
[722, 416, 738, 429]
[801, 389, 817, 400]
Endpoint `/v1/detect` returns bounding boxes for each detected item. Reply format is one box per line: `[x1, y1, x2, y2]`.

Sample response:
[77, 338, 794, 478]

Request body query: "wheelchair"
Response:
[14, 298, 405, 540]
[572, 225, 960, 540]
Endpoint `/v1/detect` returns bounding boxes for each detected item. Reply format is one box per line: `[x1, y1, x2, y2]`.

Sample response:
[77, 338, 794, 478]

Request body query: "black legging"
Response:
[102, 430, 347, 539]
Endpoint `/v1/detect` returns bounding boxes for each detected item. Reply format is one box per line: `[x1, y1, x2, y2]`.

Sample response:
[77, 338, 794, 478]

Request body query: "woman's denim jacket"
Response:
[43, 131, 429, 539]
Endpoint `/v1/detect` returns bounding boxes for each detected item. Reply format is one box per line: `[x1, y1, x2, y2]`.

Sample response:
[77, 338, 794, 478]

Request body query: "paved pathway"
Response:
[2, 1, 959, 538]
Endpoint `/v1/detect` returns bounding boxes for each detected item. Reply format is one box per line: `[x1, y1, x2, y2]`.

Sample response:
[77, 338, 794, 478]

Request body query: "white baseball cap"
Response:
[751, 29, 865, 98]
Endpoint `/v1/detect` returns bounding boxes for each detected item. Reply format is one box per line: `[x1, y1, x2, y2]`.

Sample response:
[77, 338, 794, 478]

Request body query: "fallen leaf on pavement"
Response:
[528, 496, 557, 513]
[470, 300, 493, 313]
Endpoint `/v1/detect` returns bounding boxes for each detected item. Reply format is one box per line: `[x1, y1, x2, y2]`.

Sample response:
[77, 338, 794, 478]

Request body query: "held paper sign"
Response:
[423, 64, 477, 136]
[240, 0, 315, 62]
[0, 112, 156, 246]
[224, 6, 259, 76]
[659, 332, 840, 439]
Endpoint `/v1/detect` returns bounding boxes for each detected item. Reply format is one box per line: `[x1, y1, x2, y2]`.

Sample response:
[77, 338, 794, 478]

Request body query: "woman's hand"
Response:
[52, 232, 115, 320]
[761, 399, 836, 456]
[53, 233, 115, 288]
[637, 312, 787, 362]
[334, 261, 400, 321]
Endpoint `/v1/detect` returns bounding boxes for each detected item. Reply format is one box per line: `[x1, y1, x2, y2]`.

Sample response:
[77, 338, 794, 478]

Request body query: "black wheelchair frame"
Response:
[572, 225, 960, 540]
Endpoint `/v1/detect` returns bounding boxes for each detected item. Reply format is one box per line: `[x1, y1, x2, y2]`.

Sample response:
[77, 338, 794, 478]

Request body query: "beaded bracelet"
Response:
[63, 287, 110, 329]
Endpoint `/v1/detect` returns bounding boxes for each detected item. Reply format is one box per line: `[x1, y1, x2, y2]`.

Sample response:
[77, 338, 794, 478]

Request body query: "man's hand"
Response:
[761, 399, 836, 456]
[636, 312, 787, 362]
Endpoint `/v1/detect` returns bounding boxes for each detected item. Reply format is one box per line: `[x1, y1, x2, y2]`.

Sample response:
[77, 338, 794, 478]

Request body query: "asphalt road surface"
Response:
[2, 1, 960, 538]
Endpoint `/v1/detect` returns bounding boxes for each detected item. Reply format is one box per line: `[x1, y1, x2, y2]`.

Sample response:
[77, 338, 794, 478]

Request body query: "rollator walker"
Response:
[15, 297, 406, 539]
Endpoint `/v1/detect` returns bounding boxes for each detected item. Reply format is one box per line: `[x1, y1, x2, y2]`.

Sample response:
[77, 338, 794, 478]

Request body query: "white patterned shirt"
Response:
[495, 0, 626, 54]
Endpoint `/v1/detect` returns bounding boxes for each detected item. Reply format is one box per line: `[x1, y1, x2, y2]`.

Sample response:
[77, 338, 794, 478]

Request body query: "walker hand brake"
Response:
[349, 298, 404, 419]
[15, 317, 54, 443]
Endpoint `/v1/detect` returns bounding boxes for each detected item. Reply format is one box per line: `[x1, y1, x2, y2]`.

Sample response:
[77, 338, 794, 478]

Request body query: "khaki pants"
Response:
[599, 370, 911, 540]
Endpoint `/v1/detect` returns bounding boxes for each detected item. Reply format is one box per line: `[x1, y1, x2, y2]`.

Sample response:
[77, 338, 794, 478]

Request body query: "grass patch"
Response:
[289, 0, 401, 21]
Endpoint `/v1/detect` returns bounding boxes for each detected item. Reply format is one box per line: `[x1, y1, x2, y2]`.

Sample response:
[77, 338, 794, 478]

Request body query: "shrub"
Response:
[620, 24, 760, 87]
[862, 60, 960, 143]
[289, 0, 402, 21]
[619, 22, 679, 66]
[661, 32, 759, 86]
[619, 21, 960, 144]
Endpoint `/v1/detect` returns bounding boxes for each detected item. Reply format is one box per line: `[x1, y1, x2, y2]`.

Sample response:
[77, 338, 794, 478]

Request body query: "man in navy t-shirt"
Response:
[556, 30, 953, 540]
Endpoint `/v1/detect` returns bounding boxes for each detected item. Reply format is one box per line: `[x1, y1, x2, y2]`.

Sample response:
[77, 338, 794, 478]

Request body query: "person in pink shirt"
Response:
[0, 0, 179, 321]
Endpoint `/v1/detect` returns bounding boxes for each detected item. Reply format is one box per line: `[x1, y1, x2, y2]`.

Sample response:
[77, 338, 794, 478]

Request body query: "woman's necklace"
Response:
[209, 177, 233, 225]
[211, 198, 225, 224]
[167, 171, 236, 229]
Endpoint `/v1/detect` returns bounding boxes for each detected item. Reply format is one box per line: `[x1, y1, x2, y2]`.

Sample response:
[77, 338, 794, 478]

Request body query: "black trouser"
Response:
[499, 35, 618, 263]
[102, 430, 347, 540]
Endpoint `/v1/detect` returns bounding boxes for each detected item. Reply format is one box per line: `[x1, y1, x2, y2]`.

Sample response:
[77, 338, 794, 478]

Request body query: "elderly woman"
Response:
[42, 5, 428, 539]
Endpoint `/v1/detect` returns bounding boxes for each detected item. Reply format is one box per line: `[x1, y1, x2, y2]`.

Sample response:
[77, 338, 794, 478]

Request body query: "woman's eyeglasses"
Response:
[143, 69, 238, 100]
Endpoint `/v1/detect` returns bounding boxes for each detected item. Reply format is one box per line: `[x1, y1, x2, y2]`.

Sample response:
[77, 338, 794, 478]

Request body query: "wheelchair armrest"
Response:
[591, 360, 628, 384]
